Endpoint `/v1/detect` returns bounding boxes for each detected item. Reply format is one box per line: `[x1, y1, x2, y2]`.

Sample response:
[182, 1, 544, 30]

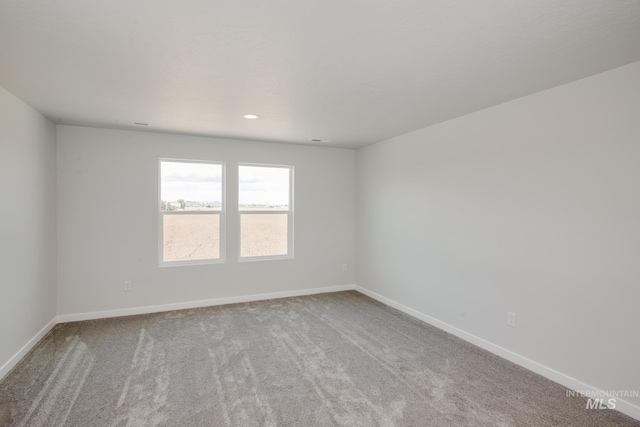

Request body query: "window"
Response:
[239, 164, 293, 260]
[159, 160, 225, 265]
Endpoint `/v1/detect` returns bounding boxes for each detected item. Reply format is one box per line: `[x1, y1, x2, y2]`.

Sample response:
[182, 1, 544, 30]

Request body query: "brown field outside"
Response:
[240, 214, 288, 258]
[163, 213, 288, 261]
[163, 214, 220, 262]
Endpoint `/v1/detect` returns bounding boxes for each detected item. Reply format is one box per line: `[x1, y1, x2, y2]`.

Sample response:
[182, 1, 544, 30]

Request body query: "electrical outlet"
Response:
[507, 312, 517, 327]
[342, 264, 348, 272]
[124, 281, 132, 292]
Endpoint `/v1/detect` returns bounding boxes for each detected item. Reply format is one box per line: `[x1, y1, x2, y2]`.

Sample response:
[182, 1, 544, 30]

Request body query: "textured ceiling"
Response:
[1, 0, 640, 148]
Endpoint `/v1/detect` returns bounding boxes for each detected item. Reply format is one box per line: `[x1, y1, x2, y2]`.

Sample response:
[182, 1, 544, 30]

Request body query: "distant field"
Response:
[240, 214, 288, 258]
[163, 214, 219, 262]
[162, 213, 287, 261]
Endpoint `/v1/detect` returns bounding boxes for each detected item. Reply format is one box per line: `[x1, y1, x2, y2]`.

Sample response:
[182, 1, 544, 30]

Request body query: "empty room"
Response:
[1, 1, 639, 426]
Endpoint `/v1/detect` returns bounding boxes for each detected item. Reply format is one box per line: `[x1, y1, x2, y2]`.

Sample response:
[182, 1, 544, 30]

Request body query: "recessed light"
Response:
[310, 139, 331, 143]
[243, 114, 259, 119]
[134, 122, 148, 126]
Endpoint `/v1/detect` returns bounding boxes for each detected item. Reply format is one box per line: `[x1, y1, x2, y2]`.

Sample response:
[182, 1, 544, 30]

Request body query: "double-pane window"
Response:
[159, 160, 224, 265]
[239, 164, 293, 260]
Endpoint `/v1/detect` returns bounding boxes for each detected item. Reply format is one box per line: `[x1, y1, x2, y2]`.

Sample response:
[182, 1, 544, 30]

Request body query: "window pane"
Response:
[240, 213, 288, 257]
[163, 214, 220, 261]
[161, 161, 222, 211]
[239, 166, 289, 210]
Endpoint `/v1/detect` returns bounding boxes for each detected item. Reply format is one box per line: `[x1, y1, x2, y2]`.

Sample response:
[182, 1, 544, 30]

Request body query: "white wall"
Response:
[57, 126, 355, 317]
[356, 61, 640, 409]
[0, 88, 57, 376]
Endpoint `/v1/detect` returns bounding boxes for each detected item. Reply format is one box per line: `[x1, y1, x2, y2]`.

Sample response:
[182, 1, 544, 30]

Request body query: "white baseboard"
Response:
[0, 317, 57, 381]
[354, 285, 640, 422]
[57, 284, 357, 323]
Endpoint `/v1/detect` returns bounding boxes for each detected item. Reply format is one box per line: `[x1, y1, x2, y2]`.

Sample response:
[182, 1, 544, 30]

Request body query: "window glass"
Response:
[239, 165, 289, 210]
[239, 165, 293, 260]
[160, 160, 224, 265]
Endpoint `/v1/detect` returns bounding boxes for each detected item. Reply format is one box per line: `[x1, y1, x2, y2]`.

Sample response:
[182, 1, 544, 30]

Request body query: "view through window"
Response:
[239, 164, 293, 259]
[160, 160, 224, 264]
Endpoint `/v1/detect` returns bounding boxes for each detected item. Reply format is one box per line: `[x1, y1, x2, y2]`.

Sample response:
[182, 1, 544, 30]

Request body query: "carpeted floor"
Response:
[0, 291, 637, 426]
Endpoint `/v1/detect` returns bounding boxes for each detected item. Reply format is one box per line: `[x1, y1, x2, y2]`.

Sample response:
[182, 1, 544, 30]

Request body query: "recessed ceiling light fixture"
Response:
[310, 139, 331, 143]
[243, 114, 259, 119]
[134, 122, 148, 126]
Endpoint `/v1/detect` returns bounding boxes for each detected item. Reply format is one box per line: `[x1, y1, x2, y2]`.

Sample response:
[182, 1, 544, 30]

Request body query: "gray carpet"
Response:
[0, 291, 637, 426]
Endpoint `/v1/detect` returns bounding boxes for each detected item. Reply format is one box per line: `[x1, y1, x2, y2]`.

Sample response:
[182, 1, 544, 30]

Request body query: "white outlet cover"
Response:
[507, 312, 517, 327]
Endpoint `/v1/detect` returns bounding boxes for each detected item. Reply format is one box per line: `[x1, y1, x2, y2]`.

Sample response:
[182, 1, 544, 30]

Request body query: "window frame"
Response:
[238, 163, 294, 262]
[158, 158, 226, 267]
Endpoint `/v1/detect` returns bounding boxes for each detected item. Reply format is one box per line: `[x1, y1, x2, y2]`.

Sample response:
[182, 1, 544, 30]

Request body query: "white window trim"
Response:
[238, 163, 294, 262]
[158, 158, 226, 267]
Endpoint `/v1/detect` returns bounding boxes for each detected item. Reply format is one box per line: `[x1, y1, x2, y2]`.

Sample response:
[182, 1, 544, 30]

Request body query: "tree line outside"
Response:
[161, 200, 222, 210]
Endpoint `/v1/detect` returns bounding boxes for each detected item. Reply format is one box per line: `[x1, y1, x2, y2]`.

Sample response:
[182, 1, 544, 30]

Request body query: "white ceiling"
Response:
[1, 1, 640, 148]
